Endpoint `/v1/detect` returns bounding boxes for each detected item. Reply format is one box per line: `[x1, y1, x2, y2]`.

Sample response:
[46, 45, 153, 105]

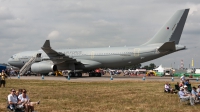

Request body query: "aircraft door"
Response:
[155, 48, 159, 54]
[35, 53, 42, 62]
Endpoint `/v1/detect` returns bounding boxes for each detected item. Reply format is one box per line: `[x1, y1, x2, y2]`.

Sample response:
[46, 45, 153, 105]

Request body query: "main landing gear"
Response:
[67, 72, 102, 77]
[89, 72, 102, 77]
[68, 72, 82, 77]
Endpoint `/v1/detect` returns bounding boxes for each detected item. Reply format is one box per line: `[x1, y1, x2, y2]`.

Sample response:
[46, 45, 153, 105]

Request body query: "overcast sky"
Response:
[0, 0, 200, 68]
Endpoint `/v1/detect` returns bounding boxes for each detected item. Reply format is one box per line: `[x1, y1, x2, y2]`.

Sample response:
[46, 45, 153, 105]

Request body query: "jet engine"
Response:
[31, 62, 57, 73]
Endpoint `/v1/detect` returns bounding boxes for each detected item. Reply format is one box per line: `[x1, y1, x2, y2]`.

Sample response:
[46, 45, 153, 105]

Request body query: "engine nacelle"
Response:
[31, 62, 57, 73]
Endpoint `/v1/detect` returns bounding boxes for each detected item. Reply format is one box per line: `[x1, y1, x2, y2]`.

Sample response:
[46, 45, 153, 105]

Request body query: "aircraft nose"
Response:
[8, 58, 14, 65]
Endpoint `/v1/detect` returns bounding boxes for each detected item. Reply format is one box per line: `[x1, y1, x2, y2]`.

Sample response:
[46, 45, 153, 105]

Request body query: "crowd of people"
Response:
[164, 74, 200, 106]
[7, 88, 40, 112]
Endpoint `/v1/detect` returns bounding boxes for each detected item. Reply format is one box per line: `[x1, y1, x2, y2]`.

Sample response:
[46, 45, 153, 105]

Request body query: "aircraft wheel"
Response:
[98, 73, 102, 77]
[69, 72, 75, 77]
[95, 73, 99, 77]
[75, 73, 79, 77]
[89, 73, 92, 77]
[78, 73, 82, 77]
[68, 72, 72, 77]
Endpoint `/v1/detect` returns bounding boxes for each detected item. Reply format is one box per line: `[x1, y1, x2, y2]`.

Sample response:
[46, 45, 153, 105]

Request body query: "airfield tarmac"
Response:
[10, 74, 199, 82]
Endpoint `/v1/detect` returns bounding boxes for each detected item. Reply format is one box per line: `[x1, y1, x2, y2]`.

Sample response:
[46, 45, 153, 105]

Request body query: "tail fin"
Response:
[143, 9, 189, 45]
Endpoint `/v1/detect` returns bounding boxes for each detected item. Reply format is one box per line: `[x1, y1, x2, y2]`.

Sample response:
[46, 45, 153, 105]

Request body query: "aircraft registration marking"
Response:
[172, 24, 176, 30]
[64, 51, 82, 55]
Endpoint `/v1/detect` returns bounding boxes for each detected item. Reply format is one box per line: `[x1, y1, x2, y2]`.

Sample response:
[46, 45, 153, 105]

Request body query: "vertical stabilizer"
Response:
[143, 9, 189, 45]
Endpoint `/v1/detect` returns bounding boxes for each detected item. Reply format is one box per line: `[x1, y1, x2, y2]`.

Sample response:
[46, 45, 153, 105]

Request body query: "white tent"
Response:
[153, 65, 164, 73]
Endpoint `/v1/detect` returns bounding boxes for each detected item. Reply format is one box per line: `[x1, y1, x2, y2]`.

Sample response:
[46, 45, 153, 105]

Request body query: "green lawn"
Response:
[0, 79, 200, 112]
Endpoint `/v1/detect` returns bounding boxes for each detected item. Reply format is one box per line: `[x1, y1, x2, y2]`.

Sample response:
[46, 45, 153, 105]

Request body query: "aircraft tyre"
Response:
[89, 73, 92, 77]
[98, 73, 102, 77]
[95, 73, 98, 77]
[89, 73, 101, 77]
[78, 72, 82, 77]
[75, 73, 79, 77]
[96, 73, 101, 77]
[68, 72, 75, 77]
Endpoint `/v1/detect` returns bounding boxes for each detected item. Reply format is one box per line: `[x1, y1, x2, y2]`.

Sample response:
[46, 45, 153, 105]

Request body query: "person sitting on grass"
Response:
[196, 85, 200, 93]
[18, 89, 23, 95]
[164, 82, 176, 94]
[178, 87, 195, 106]
[18, 89, 40, 112]
[196, 85, 200, 99]
[164, 82, 171, 93]
[185, 79, 191, 85]
[15, 90, 20, 97]
[7, 88, 21, 111]
[191, 86, 199, 102]
[179, 81, 184, 87]
[183, 85, 191, 94]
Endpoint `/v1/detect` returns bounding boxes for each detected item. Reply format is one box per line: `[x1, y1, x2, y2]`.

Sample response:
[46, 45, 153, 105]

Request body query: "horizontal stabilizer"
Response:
[158, 41, 175, 52]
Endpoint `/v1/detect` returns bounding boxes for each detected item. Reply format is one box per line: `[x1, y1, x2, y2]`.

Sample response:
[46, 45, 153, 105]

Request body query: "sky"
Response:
[0, 0, 200, 68]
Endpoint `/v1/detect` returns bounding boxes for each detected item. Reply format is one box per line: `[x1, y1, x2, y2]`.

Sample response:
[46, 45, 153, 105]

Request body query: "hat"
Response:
[184, 85, 187, 88]
[180, 87, 184, 90]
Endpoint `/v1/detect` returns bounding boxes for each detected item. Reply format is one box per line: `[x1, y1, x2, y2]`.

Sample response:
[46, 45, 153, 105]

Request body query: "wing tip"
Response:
[42, 40, 51, 49]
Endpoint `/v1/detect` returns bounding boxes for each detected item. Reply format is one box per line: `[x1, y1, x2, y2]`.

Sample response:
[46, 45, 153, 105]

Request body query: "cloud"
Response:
[47, 31, 60, 40]
[0, 0, 200, 68]
[0, 6, 14, 20]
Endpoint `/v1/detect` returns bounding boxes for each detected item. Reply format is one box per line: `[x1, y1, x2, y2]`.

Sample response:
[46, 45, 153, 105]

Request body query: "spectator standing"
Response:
[180, 74, 186, 82]
[0, 70, 7, 87]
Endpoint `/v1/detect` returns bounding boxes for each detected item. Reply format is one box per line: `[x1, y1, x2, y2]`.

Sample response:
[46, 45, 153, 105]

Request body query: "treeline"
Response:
[124, 63, 156, 70]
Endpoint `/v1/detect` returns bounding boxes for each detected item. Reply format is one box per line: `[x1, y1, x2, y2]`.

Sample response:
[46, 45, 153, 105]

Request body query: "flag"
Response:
[192, 58, 194, 67]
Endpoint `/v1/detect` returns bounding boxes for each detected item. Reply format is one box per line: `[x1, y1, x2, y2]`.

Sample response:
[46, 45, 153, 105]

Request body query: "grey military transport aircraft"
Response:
[8, 9, 189, 77]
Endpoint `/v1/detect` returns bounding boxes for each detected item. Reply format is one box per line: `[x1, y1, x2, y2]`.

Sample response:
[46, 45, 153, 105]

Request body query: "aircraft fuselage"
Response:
[8, 43, 185, 70]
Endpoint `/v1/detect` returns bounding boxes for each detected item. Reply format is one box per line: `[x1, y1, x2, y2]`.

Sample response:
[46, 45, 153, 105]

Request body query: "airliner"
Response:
[8, 9, 189, 77]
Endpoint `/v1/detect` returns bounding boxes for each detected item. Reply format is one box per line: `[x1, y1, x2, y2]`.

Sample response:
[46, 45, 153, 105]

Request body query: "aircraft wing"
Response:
[41, 40, 77, 64]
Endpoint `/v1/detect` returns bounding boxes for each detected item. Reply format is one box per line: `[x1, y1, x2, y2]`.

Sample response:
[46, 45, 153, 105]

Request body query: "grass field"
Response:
[0, 79, 200, 112]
